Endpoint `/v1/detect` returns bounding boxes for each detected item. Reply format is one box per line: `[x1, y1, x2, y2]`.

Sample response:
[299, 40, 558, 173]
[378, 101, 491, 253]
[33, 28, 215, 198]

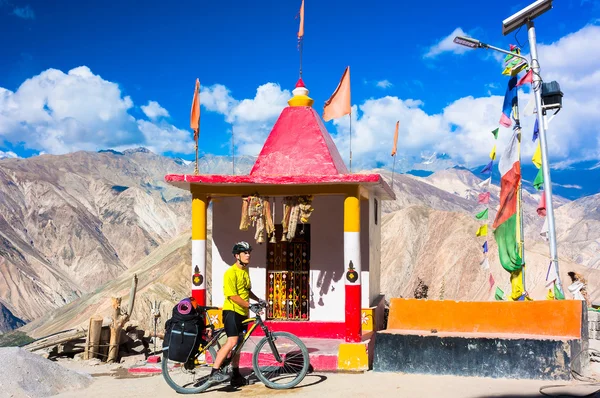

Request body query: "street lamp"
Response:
[454, 0, 565, 298]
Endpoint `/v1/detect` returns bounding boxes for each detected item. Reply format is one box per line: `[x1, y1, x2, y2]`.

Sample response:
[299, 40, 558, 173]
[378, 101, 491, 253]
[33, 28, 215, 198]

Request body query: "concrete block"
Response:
[373, 331, 583, 380]
[337, 342, 369, 372]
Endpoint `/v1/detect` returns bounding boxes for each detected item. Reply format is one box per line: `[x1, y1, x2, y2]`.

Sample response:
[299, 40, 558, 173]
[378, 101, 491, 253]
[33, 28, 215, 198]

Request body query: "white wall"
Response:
[211, 195, 347, 322]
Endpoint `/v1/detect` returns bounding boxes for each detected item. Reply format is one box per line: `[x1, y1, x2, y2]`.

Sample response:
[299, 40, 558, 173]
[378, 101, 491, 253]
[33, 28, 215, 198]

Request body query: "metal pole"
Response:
[527, 20, 563, 294]
[349, 111, 352, 172]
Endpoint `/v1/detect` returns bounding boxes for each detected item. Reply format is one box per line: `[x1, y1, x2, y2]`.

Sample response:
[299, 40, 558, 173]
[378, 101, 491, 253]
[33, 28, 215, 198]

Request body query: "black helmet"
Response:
[232, 241, 252, 255]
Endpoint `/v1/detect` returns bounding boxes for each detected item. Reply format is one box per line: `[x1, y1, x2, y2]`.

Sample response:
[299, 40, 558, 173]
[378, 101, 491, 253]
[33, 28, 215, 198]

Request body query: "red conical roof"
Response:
[250, 106, 349, 176]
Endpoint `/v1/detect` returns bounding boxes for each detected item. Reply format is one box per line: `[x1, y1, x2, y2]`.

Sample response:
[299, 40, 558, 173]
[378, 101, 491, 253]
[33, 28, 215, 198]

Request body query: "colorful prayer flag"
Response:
[323, 66, 351, 122]
[483, 241, 489, 254]
[476, 224, 488, 237]
[517, 69, 533, 86]
[190, 78, 201, 140]
[391, 121, 399, 156]
[532, 118, 539, 142]
[476, 209, 489, 220]
[524, 92, 536, 117]
[481, 160, 493, 174]
[478, 192, 491, 204]
[491, 128, 499, 139]
[534, 168, 544, 190]
[489, 272, 495, 287]
[540, 218, 549, 241]
[490, 144, 497, 160]
[499, 76, 518, 128]
[478, 177, 491, 188]
[481, 257, 490, 270]
[495, 287, 505, 301]
[537, 191, 547, 217]
[493, 131, 523, 273]
[297, 0, 305, 40]
[532, 141, 542, 169]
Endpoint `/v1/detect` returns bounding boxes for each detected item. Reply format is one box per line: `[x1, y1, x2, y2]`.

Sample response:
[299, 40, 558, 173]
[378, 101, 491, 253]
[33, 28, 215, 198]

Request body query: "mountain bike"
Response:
[162, 301, 310, 394]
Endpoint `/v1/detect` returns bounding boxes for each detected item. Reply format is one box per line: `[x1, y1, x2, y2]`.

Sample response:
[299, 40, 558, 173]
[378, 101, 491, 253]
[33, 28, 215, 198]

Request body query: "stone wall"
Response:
[588, 310, 600, 340]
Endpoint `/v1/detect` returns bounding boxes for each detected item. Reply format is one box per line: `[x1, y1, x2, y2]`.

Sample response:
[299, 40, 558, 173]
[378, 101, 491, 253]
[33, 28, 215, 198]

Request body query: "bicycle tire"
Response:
[251, 331, 310, 390]
[162, 344, 218, 394]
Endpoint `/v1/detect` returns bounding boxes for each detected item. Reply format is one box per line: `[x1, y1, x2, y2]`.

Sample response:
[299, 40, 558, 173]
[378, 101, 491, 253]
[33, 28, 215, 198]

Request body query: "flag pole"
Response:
[349, 111, 352, 172]
[299, 40, 303, 79]
[391, 154, 396, 189]
[231, 126, 235, 175]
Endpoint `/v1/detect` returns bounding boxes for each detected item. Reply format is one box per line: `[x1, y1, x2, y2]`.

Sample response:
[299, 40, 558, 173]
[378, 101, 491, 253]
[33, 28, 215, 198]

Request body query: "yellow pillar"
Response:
[191, 186, 207, 305]
[344, 187, 361, 343]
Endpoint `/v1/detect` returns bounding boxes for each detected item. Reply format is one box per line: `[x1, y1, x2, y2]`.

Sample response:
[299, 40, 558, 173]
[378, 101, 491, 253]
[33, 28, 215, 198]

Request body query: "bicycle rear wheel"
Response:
[162, 344, 217, 394]
[251, 331, 310, 389]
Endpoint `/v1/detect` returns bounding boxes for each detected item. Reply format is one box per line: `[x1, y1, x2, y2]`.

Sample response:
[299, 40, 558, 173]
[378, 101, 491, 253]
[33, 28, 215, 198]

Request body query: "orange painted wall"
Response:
[387, 298, 584, 338]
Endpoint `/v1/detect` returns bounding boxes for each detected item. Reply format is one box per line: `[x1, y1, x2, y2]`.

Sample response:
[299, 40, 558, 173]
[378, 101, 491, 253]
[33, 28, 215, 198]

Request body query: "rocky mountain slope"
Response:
[2, 149, 598, 336]
[0, 149, 254, 325]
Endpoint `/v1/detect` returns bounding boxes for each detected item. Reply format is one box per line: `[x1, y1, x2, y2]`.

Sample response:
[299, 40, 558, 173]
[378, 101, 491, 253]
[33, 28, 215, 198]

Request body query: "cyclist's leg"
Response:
[231, 312, 248, 368]
[212, 310, 239, 370]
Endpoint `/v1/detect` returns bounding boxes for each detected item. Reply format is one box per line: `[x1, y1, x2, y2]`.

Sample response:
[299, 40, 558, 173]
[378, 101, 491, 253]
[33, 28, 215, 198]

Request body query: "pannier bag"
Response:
[163, 298, 206, 363]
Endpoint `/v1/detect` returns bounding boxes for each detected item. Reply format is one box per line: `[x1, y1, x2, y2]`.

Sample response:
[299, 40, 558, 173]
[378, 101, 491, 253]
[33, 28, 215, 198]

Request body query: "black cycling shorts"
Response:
[222, 310, 248, 337]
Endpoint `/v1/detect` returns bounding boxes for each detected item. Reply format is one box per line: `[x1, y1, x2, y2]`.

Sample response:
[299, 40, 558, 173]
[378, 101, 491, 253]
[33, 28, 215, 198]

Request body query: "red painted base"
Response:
[345, 284, 361, 342]
[236, 351, 338, 372]
[191, 289, 205, 306]
[251, 321, 346, 339]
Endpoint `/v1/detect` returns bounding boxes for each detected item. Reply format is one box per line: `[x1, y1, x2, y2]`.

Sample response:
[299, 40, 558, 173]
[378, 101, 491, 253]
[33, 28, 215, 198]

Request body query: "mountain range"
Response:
[1, 148, 598, 336]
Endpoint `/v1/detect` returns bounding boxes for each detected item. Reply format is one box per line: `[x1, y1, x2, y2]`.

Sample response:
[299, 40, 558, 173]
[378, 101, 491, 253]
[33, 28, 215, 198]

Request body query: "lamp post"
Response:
[453, 0, 564, 297]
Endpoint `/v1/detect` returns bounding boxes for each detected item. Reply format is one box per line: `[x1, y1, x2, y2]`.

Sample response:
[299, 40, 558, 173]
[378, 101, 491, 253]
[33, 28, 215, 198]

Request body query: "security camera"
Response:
[502, 0, 553, 36]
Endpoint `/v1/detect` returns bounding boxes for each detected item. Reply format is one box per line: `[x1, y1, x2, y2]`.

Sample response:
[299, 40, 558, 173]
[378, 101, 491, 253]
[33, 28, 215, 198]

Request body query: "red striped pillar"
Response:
[344, 189, 361, 343]
[191, 188, 207, 306]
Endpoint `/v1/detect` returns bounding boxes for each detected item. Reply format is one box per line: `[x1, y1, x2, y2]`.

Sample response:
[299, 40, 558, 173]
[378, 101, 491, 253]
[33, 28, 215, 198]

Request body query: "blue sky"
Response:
[1, 0, 599, 172]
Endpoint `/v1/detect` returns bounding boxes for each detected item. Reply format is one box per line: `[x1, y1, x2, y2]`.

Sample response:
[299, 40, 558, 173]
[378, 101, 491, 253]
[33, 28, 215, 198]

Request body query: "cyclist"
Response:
[208, 241, 264, 387]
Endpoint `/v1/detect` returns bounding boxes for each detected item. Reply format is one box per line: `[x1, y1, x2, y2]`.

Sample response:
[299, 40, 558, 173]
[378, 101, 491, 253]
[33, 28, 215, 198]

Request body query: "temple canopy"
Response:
[165, 79, 395, 200]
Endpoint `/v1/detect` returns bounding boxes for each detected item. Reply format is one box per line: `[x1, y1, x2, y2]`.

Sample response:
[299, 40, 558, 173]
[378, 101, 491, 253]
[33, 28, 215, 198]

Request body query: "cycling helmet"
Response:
[232, 241, 253, 255]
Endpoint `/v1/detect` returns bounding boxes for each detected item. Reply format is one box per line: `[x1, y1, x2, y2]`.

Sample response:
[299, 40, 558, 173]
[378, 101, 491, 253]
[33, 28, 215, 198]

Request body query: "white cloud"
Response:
[141, 101, 169, 120]
[12, 5, 35, 19]
[376, 80, 393, 89]
[424, 28, 470, 58]
[0, 66, 193, 156]
[0, 150, 19, 159]
[200, 82, 291, 155]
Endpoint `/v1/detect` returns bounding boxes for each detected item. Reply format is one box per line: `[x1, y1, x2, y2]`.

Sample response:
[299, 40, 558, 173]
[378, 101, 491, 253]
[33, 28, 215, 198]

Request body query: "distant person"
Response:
[208, 241, 264, 387]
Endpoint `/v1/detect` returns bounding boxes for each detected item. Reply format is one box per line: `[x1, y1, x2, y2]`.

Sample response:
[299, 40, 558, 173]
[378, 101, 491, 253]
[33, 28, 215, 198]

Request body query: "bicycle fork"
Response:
[261, 325, 283, 363]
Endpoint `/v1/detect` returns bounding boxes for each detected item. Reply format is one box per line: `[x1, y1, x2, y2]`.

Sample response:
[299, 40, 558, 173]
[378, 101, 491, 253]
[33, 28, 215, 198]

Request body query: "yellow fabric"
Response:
[223, 264, 252, 316]
[490, 144, 497, 160]
[476, 224, 487, 237]
[509, 269, 525, 300]
[532, 141, 542, 169]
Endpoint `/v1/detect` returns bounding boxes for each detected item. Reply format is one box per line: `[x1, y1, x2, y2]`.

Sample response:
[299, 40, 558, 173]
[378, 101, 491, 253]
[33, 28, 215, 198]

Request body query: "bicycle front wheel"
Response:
[252, 331, 310, 389]
[162, 344, 217, 394]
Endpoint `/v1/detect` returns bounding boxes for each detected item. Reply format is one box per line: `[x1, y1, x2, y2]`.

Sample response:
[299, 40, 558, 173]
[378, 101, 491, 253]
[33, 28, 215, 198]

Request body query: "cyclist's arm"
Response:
[248, 290, 260, 302]
[227, 295, 250, 309]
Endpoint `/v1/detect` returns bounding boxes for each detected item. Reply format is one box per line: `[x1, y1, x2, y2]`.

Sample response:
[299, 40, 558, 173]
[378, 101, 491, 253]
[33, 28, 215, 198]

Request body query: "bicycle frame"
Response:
[203, 312, 283, 364]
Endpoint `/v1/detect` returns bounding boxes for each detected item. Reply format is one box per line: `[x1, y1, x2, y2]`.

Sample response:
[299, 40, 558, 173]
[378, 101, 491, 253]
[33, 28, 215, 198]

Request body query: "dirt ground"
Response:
[52, 361, 600, 398]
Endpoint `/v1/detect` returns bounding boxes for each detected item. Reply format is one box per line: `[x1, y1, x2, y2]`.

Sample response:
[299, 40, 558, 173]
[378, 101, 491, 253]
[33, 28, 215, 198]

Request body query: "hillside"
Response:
[1, 149, 598, 336]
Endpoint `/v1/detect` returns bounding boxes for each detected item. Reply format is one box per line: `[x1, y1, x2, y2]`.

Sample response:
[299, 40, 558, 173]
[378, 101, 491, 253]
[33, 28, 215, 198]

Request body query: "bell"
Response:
[281, 232, 288, 242]
[257, 232, 265, 244]
[269, 233, 276, 244]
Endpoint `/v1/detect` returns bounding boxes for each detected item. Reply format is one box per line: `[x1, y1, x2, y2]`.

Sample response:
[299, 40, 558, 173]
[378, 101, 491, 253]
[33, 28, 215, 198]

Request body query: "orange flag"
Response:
[190, 78, 200, 140]
[297, 0, 305, 39]
[391, 121, 399, 156]
[323, 66, 351, 122]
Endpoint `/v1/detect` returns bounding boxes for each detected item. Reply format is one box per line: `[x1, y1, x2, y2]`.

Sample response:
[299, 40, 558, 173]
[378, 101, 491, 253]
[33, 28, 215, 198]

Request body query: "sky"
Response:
[1, 0, 599, 173]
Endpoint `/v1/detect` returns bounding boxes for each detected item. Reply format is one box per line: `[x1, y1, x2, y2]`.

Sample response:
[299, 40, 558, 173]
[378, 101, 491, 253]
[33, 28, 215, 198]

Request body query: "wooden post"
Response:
[107, 274, 138, 363]
[84, 315, 103, 360]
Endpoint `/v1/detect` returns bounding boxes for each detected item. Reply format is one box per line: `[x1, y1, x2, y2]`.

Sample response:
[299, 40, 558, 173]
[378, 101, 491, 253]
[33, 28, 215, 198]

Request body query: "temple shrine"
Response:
[165, 79, 394, 346]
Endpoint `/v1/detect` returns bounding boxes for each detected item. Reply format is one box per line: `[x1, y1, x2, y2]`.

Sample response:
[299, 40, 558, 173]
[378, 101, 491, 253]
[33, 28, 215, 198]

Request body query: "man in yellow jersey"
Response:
[209, 241, 263, 386]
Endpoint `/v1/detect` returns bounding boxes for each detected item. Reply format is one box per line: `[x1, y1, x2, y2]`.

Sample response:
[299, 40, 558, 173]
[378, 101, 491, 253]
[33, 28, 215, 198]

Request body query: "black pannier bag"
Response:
[163, 298, 206, 363]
